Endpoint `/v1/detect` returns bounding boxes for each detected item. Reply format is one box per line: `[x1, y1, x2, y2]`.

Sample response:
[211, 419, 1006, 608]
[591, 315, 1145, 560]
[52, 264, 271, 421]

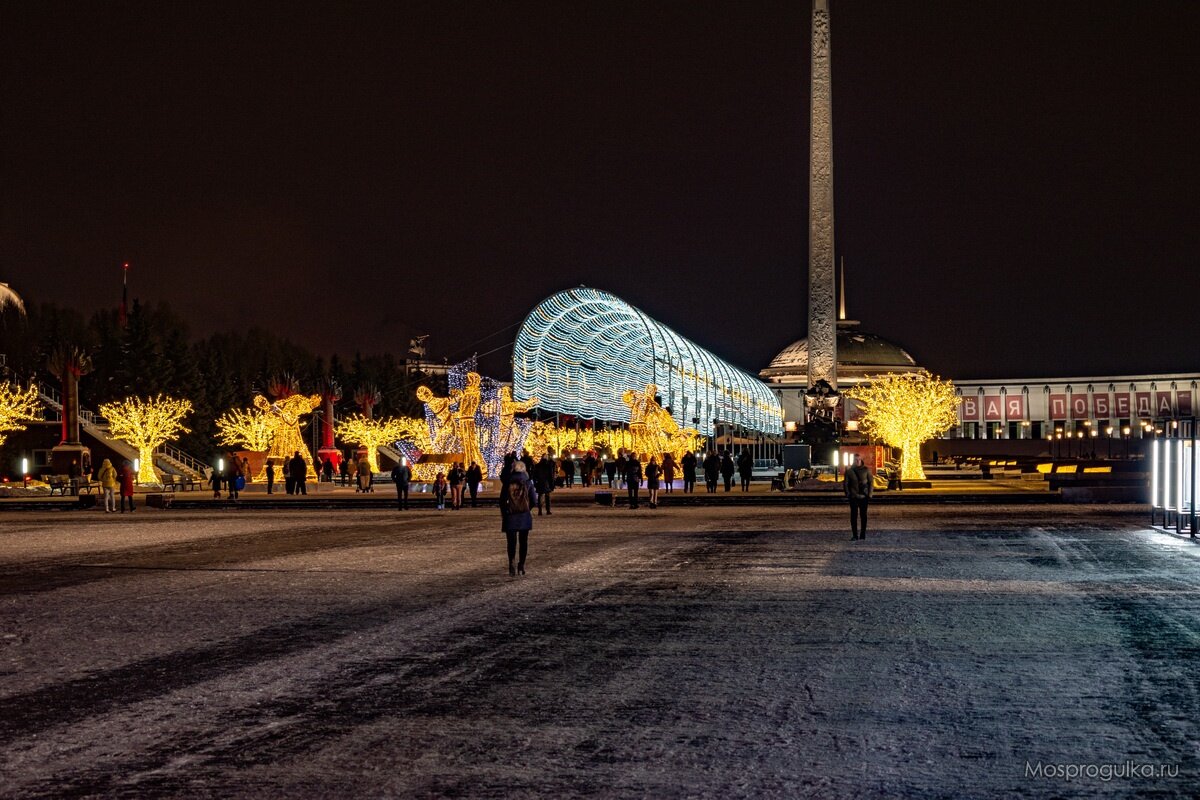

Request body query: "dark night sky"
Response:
[3, 1, 1198, 380]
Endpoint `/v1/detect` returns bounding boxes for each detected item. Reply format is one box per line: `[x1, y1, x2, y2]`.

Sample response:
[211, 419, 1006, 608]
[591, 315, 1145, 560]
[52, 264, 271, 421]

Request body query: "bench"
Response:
[46, 475, 71, 496]
[74, 479, 100, 495]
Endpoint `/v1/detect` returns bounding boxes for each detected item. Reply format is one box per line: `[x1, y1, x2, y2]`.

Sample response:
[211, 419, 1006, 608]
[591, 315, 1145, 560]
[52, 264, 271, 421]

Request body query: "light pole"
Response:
[1123, 425, 1131, 459]
[1090, 428, 1099, 459]
[1105, 426, 1114, 458]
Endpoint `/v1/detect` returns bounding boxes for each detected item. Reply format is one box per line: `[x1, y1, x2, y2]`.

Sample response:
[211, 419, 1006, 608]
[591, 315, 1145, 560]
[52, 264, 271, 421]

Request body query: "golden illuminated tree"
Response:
[215, 406, 276, 452]
[845, 371, 959, 481]
[99, 395, 193, 484]
[0, 382, 41, 445]
[335, 415, 412, 474]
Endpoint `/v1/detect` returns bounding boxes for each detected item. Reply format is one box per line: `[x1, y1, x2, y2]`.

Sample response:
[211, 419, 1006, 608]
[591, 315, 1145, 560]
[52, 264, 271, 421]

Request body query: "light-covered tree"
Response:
[99, 395, 193, 484]
[845, 370, 959, 481]
[0, 382, 41, 445]
[215, 406, 276, 452]
[335, 415, 412, 474]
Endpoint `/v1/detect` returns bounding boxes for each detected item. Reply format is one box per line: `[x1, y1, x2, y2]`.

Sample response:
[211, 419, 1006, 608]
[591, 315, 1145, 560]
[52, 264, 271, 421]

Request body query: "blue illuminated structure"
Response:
[513, 288, 783, 436]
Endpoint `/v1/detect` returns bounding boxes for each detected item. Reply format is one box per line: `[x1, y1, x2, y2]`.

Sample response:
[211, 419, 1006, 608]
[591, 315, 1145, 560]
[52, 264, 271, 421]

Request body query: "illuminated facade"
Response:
[513, 288, 783, 436]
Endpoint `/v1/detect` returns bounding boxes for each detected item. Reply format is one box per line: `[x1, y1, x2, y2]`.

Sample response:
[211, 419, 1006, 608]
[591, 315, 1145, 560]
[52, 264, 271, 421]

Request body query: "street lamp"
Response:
[1090, 428, 1099, 459]
[1105, 426, 1114, 458]
[1123, 425, 1131, 459]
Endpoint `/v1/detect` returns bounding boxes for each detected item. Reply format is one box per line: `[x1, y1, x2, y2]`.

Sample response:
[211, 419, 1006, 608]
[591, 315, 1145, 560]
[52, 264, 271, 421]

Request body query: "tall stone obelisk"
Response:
[807, 0, 837, 390]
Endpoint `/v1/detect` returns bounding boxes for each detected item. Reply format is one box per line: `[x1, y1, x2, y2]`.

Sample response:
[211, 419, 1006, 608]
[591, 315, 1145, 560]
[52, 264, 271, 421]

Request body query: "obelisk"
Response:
[807, 0, 836, 390]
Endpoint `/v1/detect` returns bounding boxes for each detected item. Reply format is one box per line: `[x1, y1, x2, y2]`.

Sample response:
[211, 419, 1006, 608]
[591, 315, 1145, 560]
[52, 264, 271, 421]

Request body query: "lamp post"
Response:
[1123, 425, 1131, 459]
[1105, 426, 1114, 458]
[1077, 430, 1085, 460]
[1055, 431, 1063, 459]
[1090, 428, 1099, 460]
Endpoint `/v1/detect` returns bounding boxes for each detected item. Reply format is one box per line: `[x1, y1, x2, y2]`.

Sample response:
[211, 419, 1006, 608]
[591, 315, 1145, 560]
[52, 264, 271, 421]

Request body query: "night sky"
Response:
[3, 1, 1197, 380]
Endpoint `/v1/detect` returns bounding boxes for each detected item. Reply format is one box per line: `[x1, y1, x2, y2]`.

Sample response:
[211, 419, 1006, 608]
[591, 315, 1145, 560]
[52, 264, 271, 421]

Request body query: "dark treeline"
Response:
[0, 302, 443, 459]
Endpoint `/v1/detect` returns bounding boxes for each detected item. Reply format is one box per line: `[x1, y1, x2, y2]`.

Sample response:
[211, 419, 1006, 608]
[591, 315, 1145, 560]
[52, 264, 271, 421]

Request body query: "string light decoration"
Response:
[253, 393, 320, 480]
[0, 382, 41, 445]
[0, 283, 25, 314]
[335, 415, 412, 474]
[215, 406, 277, 452]
[393, 358, 534, 480]
[98, 395, 193, 484]
[513, 288, 783, 437]
[844, 370, 960, 481]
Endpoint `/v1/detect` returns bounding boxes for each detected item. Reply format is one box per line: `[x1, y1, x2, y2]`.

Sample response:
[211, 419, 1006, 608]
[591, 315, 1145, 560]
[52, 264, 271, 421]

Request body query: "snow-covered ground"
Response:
[1, 505, 1197, 798]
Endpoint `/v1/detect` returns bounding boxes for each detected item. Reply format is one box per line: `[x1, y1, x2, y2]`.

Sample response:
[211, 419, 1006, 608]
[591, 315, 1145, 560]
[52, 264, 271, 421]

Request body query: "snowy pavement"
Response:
[0, 505, 1197, 798]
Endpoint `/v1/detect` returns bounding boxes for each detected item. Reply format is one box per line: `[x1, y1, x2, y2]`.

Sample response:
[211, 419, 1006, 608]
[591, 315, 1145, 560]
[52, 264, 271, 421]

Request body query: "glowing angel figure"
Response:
[254, 393, 320, 480]
[622, 383, 663, 459]
[454, 372, 485, 471]
[416, 384, 461, 453]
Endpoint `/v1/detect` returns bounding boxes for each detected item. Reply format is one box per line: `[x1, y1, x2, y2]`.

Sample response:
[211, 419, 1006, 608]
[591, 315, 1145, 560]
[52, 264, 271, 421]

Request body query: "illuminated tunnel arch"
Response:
[512, 288, 783, 436]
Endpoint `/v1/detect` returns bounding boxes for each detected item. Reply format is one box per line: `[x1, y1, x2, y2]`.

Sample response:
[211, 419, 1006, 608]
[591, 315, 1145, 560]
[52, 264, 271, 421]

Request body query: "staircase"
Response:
[35, 383, 209, 480]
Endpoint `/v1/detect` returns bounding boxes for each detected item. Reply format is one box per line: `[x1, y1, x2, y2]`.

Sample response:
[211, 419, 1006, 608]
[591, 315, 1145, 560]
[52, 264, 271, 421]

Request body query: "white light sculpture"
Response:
[513, 288, 783, 436]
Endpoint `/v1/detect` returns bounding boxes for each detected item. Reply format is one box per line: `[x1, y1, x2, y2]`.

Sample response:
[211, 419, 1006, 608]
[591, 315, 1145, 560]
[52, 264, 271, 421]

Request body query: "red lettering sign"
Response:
[960, 397, 979, 421]
[1092, 393, 1110, 417]
[1179, 391, 1193, 417]
[1049, 394, 1068, 421]
[1114, 393, 1131, 416]
[1006, 395, 1024, 419]
[1135, 392, 1152, 416]
[983, 395, 1003, 421]
[1157, 391, 1174, 417]
[1071, 394, 1088, 418]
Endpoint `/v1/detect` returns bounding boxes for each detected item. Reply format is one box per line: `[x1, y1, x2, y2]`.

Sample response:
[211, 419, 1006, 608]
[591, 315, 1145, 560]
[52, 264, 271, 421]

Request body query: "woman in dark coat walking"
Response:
[720, 451, 736, 492]
[645, 456, 661, 508]
[500, 460, 538, 576]
[661, 452, 676, 493]
[681, 451, 697, 493]
[737, 449, 753, 492]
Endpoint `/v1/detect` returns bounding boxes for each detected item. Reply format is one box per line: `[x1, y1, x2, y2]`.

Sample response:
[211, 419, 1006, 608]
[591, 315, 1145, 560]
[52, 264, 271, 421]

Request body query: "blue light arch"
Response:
[513, 288, 783, 436]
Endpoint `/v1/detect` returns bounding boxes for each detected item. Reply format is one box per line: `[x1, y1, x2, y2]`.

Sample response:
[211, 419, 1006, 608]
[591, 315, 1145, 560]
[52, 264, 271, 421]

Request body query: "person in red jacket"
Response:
[119, 460, 136, 513]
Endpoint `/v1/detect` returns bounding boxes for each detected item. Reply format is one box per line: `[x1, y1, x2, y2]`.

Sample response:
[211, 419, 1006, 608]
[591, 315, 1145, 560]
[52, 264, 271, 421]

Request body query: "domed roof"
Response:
[760, 327, 919, 382]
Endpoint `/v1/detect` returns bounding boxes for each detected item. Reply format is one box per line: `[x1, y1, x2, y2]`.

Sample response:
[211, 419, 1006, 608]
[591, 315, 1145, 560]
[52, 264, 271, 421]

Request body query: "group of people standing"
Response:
[96, 458, 136, 513]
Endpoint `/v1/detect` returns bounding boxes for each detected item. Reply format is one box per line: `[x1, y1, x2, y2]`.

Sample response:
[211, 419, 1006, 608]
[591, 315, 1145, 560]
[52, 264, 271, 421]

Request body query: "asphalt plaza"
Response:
[1, 503, 1196, 798]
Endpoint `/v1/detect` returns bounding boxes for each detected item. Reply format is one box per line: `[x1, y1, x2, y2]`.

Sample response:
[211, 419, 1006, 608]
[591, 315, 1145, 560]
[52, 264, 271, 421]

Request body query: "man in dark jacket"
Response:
[605, 455, 619, 488]
[534, 452, 556, 515]
[290, 451, 308, 495]
[583, 453, 597, 487]
[844, 455, 874, 540]
[562, 456, 576, 487]
[681, 451, 697, 493]
[624, 453, 643, 509]
[703, 451, 720, 493]
[391, 459, 412, 510]
[466, 462, 483, 507]
[720, 451, 735, 492]
[737, 449, 753, 492]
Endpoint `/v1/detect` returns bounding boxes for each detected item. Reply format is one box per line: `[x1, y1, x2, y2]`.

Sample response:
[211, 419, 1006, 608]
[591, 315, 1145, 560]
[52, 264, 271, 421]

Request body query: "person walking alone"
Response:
[448, 462, 464, 509]
[357, 454, 373, 493]
[500, 460, 538, 577]
[703, 450, 720, 493]
[645, 456, 660, 509]
[391, 458, 412, 510]
[624, 453, 643, 509]
[534, 452, 556, 516]
[605, 455, 619, 488]
[98, 458, 118, 513]
[720, 450, 735, 492]
[562, 456, 575, 488]
[844, 454, 874, 540]
[291, 452, 308, 495]
[433, 471, 448, 509]
[737, 448, 753, 493]
[119, 459, 136, 513]
[227, 455, 242, 500]
[265, 459, 276, 495]
[466, 462, 483, 507]
[282, 457, 293, 495]
[682, 450, 697, 493]
[661, 452, 676, 493]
